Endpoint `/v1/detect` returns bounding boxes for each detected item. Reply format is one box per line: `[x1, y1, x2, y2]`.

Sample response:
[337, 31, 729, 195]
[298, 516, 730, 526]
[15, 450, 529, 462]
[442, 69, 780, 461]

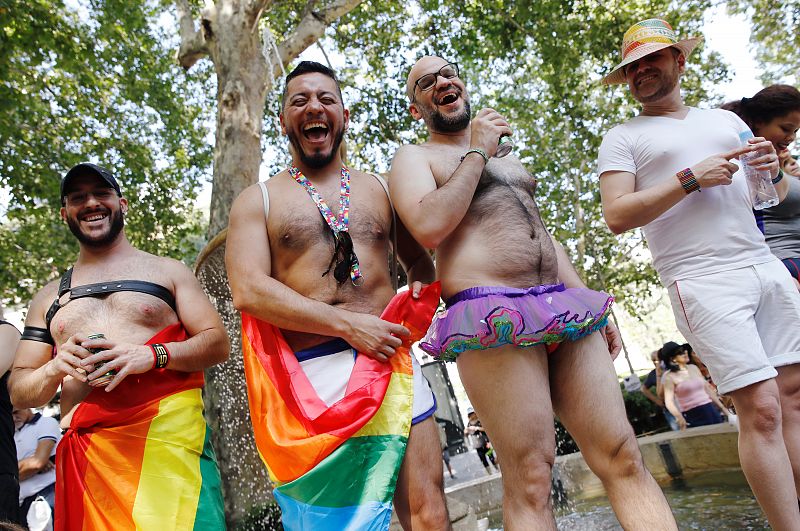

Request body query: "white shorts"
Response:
[667, 259, 800, 395]
[296, 338, 436, 424]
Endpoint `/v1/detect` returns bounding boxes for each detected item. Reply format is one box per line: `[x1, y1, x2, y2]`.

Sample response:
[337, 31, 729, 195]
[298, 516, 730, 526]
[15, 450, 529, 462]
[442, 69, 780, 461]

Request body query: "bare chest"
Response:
[50, 291, 176, 345]
[269, 182, 392, 254]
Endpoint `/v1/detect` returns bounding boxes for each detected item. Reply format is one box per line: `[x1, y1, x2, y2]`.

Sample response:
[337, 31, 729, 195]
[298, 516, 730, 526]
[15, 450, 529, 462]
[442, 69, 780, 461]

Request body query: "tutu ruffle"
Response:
[420, 284, 613, 361]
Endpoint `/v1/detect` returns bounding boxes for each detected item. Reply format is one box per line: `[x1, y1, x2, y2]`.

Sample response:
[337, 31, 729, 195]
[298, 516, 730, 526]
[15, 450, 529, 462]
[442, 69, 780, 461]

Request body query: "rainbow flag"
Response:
[241, 283, 441, 530]
[55, 323, 225, 531]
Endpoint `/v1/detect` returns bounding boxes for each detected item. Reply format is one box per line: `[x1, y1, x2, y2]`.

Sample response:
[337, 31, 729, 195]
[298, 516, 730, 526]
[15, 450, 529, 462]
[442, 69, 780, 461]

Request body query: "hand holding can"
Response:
[496, 135, 514, 158]
[84, 333, 117, 387]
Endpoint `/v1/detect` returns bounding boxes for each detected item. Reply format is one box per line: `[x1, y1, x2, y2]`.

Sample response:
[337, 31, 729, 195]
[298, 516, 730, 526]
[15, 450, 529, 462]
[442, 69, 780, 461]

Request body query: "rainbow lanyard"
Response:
[289, 165, 363, 284]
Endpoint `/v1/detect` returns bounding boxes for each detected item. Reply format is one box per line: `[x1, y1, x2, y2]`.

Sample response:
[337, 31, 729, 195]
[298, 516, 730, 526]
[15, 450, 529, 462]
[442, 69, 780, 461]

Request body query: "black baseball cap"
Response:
[60, 163, 122, 204]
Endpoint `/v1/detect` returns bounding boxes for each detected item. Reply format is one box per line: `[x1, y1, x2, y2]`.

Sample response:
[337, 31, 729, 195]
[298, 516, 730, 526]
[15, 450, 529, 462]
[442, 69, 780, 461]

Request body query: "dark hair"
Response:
[659, 342, 685, 372]
[281, 61, 342, 108]
[721, 84, 800, 131]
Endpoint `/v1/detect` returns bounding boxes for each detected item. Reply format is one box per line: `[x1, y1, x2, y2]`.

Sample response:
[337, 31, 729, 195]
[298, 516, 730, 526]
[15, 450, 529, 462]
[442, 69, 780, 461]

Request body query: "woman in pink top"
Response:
[660, 342, 731, 430]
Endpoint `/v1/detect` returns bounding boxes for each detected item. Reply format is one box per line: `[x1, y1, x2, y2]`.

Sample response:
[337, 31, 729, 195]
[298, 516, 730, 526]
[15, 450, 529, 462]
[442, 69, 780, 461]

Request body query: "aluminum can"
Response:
[86, 333, 116, 387]
[496, 135, 514, 158]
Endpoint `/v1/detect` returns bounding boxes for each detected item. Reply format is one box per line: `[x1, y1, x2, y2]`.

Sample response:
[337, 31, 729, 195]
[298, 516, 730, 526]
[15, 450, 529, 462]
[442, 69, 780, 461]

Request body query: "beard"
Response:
[421, 99, 471, 133]
[287, 124, 346, 169]
[66, 208, 124, 248]
[632, 65, 680, 104]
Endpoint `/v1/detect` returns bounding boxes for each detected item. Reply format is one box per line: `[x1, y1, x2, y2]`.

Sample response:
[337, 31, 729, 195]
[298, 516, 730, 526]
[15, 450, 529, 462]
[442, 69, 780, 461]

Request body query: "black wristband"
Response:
[149, 343, 170, 369]
[772, 168, 784, 185]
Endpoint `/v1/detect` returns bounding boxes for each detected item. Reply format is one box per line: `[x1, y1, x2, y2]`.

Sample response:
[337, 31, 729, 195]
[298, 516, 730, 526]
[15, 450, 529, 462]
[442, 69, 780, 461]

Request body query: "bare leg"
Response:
[394, 416, 451, 530]
[456, 344, 556, 531]
[730, 378, 800, 529]
[549, 331, 676, 530]
[777, 364, 800, 498]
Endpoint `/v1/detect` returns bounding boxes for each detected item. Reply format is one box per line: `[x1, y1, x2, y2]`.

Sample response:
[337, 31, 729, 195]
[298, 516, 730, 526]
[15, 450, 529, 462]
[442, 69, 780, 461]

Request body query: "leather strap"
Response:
[21, 326, 54, 345]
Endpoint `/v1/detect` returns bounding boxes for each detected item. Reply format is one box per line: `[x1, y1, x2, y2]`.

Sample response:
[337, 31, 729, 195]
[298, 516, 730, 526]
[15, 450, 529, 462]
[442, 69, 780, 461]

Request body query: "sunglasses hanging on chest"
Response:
[289, 165, 364, 286]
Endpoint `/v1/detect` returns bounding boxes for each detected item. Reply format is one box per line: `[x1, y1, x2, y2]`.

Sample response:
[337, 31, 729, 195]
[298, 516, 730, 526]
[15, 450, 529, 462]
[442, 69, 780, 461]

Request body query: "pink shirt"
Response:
[674, 377, 710, 411]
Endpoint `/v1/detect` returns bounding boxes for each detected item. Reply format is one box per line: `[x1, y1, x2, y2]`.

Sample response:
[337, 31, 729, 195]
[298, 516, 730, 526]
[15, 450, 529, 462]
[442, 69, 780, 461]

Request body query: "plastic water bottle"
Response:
[739, 131, 779, 210]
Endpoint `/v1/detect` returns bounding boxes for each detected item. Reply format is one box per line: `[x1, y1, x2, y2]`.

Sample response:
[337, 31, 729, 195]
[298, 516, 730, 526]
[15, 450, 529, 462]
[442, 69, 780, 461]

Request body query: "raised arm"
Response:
[394, 214, 435, 288]
[226, 183, 409, 362]
[599, 144, 755, 234]
[389, 109, 510, 249]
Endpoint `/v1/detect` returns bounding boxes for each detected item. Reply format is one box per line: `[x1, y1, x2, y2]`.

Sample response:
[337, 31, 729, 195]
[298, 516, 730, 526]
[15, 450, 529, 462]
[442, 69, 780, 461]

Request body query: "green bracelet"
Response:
[772, 168, 784, 185]
[460, 148, 489, 164]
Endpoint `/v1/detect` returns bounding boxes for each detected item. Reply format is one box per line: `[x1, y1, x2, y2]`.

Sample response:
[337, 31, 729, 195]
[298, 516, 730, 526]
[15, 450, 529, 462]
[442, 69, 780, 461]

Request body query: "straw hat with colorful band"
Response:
[602, 18, 703, 85]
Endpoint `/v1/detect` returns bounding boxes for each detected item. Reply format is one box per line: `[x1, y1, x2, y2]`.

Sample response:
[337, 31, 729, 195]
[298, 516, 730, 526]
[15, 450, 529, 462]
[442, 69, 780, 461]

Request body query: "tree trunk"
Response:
[201, 2, 273, 523]
[206, 3, 268, 238]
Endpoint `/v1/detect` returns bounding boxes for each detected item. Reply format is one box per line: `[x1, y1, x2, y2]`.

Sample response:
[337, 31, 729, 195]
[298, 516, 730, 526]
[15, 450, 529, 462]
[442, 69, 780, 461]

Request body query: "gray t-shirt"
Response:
[762, 175, 800, 260]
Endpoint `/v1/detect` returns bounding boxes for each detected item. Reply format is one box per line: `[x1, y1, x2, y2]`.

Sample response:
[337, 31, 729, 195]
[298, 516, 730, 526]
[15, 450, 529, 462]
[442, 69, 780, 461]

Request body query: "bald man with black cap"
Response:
[9, 162, 228, 530]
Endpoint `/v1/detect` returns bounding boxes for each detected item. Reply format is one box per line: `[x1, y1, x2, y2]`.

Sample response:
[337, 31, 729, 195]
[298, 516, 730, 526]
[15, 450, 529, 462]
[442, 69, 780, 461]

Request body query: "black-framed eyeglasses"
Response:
[324, 230, 360, 284]
[412, 62, 459, 101]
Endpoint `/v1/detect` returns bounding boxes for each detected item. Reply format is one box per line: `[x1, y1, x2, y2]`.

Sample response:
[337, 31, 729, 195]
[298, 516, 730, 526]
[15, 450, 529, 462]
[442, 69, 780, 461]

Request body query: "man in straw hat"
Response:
[390, 54, 677, 529]
[598, 18, 800, 528]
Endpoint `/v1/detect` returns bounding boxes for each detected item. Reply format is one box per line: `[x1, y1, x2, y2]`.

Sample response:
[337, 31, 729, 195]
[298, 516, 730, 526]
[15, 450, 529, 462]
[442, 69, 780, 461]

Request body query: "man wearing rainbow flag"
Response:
[226, 61, 450, 530]
[9, 163, 228, 530]
[390, 56, 676, 529]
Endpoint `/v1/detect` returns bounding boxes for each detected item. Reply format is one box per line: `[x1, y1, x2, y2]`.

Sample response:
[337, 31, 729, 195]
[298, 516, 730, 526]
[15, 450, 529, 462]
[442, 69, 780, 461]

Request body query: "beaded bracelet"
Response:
[149, 343, 170, 369]
[460, 148, 489, 164]
[676, 168, 701, 194]
[772, 168, 784, 185]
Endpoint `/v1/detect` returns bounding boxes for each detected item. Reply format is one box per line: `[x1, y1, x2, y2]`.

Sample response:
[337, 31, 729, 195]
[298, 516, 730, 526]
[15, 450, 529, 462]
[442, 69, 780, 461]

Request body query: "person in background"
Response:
[660, 342, 731, 429]
[0, 309, 20, 523]
[641, 349, 679, 431]
[721, 85, 800, 289]
[464, 408, 498, 475]
[781, 151, 800, 176]
[12, 408, 60, 523]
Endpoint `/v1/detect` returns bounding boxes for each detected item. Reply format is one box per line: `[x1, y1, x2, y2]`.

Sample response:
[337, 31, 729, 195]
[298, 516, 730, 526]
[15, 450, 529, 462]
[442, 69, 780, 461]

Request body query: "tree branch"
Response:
[247, 0, 275, 33]
[175, 0, 210, 69]
[273, 0, 363, 79]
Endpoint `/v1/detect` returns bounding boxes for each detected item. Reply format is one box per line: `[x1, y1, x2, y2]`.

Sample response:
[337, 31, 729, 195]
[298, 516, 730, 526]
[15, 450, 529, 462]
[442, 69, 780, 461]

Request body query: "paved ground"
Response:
[442, 449, 501, 489]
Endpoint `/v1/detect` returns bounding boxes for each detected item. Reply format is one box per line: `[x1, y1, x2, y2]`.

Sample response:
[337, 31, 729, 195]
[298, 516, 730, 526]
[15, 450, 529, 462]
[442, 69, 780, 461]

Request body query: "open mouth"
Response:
[303, 121, 329, 142]
[437, 91, 459, 106]
[636, 73, 657, 86]
[80, 211, 108, 224]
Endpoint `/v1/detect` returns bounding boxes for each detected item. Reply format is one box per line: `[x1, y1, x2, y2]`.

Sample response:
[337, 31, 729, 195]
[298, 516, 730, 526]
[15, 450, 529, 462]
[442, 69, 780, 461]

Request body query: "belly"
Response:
[280, 283, 397, 352]
[437, 207, 558, 299]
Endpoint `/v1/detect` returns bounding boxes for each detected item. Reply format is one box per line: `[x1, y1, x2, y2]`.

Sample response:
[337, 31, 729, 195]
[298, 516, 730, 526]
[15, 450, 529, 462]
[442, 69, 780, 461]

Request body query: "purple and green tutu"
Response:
[419, 284, 613, 361]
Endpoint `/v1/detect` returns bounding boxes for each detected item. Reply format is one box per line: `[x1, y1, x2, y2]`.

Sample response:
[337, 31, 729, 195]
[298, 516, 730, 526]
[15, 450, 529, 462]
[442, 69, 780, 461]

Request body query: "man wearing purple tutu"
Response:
[598, 18, 800, 528]
[390, 56, 676, 529]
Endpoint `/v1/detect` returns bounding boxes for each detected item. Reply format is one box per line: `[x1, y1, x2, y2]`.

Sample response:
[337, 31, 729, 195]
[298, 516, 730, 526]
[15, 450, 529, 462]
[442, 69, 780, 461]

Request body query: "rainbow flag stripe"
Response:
[55, 323, 225, 531]
[241, 283, 441, 530]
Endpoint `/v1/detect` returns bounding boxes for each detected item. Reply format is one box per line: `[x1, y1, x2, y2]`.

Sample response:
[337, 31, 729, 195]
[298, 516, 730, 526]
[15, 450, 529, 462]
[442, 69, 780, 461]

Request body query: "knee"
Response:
[742, 394, 782, 435]
[778, 378, 800, 419]
[409, 484, 450, 529]
[504, 449, 556, 507]
[590, 432, 646, 481]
